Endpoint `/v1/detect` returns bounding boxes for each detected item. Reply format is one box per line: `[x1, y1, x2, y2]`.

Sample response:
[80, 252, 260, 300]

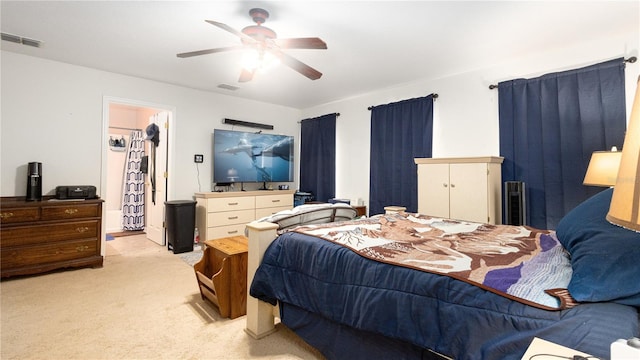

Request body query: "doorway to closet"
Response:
[102, 97, 173, 250]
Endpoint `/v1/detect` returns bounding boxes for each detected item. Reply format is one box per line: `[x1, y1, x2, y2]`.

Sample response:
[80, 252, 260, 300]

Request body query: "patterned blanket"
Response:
[293, 212, 577, 310]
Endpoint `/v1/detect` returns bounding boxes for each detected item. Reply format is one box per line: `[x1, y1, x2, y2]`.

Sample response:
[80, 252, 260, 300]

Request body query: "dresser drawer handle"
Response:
[228, 202, 238, 206]
[227, 230, 238, 234]
[76, 245, 89, 252]
[271, 199, 280, 203]
[0, 212, 14, 219]
[65, 208, 79, 215]
[228, 216, 238, 220]
[76, 227, 90, 233]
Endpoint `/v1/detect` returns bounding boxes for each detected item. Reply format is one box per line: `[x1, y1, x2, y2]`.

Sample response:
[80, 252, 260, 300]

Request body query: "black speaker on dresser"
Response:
[504, 181, 526, 226]
[26, 162, 42, 201]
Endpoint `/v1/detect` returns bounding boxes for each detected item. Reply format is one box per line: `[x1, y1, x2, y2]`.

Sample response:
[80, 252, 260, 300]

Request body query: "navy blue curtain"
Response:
[369, 95, 434, 215]
[499, 58, 627, 230]
[300, 113, 337, 203]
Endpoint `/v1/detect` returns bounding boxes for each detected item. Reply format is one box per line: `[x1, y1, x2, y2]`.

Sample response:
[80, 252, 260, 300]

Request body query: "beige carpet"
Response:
[107, 230, 145, 238]
[0, 235, 324, 360]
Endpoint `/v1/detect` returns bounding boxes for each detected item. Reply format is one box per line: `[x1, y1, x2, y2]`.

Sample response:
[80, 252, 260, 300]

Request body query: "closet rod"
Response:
[109, 126, 142, 131]
[488, 56, 638, 90]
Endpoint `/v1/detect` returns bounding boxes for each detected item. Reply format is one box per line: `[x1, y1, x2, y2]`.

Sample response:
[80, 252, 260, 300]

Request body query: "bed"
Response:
[245, 190, 640, 360]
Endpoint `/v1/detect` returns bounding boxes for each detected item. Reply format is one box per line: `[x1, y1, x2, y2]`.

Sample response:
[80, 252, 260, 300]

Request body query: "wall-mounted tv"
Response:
[213, 129, 294, 184]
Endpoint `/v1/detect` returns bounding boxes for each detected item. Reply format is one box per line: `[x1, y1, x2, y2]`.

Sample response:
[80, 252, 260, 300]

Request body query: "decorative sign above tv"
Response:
[213, 129, 294, 183]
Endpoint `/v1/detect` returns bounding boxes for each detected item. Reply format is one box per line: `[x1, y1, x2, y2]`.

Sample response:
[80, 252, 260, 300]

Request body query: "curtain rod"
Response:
[488, 56, 638, 90]
[368, 93, 438, 110]
[298, 112, 340, 123]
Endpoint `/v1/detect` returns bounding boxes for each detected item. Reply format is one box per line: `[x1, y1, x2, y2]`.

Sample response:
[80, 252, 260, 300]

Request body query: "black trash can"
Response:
[164, 200, 196, 254]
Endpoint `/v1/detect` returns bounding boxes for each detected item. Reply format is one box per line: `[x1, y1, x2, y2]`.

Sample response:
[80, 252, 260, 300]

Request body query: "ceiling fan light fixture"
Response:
[177, 7, 325, 81]
[249, 8, 269, 25]
[241, 25, 276, 41]
[241, 49, 280, 73]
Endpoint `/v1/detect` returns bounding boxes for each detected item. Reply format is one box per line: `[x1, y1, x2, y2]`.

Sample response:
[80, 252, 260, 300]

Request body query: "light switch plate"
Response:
[194, 154, 204, 163]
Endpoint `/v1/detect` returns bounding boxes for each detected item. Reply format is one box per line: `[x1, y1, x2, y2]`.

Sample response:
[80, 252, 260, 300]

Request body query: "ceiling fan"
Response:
[177, 8, 327, 82]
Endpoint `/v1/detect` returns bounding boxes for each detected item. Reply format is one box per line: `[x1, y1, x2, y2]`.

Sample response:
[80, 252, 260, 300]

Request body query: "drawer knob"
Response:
[228, 202, 238, 206]
[451, 184, 456, 188]
[65, 208, 79, 215]
[76, 245, 89, 252]
[0, 212, 14, 219]
[75, 226, 90, 233]
[272, 199, 280, 203]
[228, 216, 238, 220]
[443, 183, 448, 188]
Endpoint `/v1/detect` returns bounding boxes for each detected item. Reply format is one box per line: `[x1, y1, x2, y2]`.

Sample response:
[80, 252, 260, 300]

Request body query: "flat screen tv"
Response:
[213, 129, 294, 184]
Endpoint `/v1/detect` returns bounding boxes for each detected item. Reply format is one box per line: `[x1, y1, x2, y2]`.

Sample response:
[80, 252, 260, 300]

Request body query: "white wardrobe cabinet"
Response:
[414, 157, 504, 224]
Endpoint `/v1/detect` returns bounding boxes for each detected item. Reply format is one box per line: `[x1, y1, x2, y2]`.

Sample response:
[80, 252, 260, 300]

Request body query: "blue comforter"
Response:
[250, 231, 639, 360]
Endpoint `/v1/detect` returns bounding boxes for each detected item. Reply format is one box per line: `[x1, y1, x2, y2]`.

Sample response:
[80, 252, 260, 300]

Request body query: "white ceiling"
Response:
[1, 1, 638, 109]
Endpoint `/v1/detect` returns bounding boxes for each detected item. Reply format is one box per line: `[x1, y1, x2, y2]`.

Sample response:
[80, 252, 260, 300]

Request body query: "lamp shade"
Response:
[583, 150, 622, 186]
[607, 75, 640, 232]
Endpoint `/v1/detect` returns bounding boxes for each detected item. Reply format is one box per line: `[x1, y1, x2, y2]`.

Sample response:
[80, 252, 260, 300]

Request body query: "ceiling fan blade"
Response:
[205, 20, 254, 42]
[238, 68, 255, 82]
[273, 37, 327, 50]
[177, 45, 245, 58]
[275, 51, 323, 80]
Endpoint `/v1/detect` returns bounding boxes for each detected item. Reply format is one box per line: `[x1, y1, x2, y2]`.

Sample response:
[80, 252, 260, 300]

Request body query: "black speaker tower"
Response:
[504, 181, 526, 226]
[26, 162, 42, 201]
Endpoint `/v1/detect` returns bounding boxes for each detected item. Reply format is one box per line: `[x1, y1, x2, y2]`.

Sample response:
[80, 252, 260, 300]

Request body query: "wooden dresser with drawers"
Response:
[0, 196, 104, 278]
[194, 190, 295, 241]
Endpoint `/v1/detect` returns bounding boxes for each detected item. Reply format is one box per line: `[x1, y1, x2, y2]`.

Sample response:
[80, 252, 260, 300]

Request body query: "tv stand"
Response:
[258, 182, 271, 191]
[194, 190, 295, 241]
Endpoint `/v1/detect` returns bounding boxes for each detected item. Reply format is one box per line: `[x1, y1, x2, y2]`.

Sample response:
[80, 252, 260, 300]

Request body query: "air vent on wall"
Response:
[1, 32, 43, 48]
[217, 84, 240, 91]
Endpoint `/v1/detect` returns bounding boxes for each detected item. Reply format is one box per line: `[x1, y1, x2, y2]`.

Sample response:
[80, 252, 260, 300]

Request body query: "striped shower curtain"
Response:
[121, 130, 145, 230]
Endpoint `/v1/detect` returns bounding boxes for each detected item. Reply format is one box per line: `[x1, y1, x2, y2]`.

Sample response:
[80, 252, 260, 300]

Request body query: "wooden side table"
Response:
[194, 235, 248, 319]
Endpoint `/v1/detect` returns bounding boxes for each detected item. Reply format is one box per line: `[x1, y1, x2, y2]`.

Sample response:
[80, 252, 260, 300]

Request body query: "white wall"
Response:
[1, 51, 301, 200]
[2, 28, 638, 210]
[301, 31, 640, 211]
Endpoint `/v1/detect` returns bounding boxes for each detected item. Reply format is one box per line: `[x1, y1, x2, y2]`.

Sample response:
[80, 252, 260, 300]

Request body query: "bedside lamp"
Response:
[607, 75, 640, 232]
[583, 147, 622, 187]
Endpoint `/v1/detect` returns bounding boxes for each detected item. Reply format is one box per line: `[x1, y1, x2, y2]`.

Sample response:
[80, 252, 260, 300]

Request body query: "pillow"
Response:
[556, 188, 640, 306]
